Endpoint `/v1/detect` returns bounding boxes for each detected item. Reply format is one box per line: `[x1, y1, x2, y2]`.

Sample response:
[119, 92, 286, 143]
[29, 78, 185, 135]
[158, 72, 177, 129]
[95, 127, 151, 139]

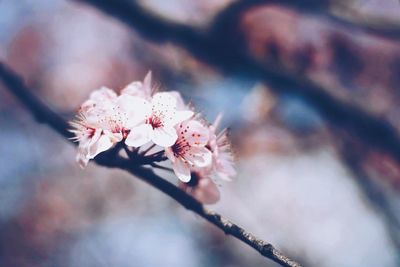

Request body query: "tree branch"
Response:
[0, 62, 302, 267]
[73, 0, 400, 164]
[210, 0, 400, 41]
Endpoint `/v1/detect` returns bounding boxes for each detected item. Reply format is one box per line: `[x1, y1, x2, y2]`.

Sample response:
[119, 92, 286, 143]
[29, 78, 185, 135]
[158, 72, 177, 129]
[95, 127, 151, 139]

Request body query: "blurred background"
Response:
[1, 0, 400, 266]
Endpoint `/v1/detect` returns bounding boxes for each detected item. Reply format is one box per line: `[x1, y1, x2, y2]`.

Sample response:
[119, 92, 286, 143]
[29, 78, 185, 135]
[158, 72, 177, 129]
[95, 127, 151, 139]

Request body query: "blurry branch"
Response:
[74, 0, 400, 163]
[336, 138, 400, 251]
[0, 64, 74, 140]
[0, 63, 302, 267]
[212, 0, 400, 41]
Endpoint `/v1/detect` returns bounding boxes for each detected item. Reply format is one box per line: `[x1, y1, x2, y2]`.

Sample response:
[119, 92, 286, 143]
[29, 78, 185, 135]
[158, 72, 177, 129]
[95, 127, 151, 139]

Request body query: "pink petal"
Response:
[173, 159, 191, 182]
[179, 120, 209, 147]
[152, 127, 178, 147]
[194, 178, 220, 204]
[125, 124, 153, 147]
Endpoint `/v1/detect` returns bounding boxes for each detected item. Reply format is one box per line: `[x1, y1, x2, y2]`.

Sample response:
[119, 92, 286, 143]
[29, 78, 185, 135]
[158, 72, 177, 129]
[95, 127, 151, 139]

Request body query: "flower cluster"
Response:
[70, 72, 235, 203]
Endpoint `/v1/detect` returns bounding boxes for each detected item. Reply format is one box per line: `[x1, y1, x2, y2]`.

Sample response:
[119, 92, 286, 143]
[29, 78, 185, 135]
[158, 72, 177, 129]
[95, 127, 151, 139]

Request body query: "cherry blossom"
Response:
[165, 119, 212, 182]
[125, 92, 193, 148]
[71, 73, 235, 192]
[71, 89, 149, 167]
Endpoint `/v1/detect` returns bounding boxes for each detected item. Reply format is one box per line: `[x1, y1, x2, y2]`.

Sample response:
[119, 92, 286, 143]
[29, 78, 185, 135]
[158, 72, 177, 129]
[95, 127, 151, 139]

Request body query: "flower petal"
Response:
[125, 124, 153, 147]
[173, 159, 191, 182]
[143, 70, 152, 96]
[152, 127, 178, 147]
[120, 81, 143, 97]
[170, 110, 194, 126]
[167, 91, 186, 110]
[194, 178, 220, 204]
[164, 147, 176, 163]
[116, 94, 151, 128]
[186, 147, 212, 168]
[87, 133, 114, 159]
[179, 120, 209, 147]
[152, 92, 177, 112]
[89, 86, 117, 102]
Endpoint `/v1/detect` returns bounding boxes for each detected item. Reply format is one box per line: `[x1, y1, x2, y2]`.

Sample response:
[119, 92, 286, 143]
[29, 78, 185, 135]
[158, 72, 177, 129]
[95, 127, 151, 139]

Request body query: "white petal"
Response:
[169, 110, 194, 126]
[152, 92, 177, 111]
[125, 124, 153, 147]
[152, 127, 178, 147]
[186, 147, 212, 168]
[120, 81, 143, 97]
[116, 94, 151, 128]
[173, 159, 191, 182]
[89, 86, 117, 102]
[88, 134, 114, 159]
[167, 91, 186, 109]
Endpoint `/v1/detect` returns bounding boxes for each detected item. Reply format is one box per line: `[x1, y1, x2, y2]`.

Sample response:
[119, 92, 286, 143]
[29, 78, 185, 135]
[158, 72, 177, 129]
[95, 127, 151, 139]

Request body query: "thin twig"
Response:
[140, 143, 156, 156]
[150, 162, 174, 172]
[73, 0, 400, 164]
[0, 62, 302, 267]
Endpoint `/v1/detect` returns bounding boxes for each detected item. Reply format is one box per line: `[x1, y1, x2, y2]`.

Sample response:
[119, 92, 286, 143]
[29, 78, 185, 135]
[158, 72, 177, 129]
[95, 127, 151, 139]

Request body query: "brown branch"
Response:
[0, 63, 302, 267]
[73, 0, 400, 164]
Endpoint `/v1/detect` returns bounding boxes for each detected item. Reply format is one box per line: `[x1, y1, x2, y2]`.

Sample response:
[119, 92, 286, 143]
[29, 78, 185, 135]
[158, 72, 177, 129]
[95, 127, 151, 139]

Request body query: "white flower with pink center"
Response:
[71, 89, 149, 167]
[165, 119, 212, 182]
[125, 92, 193, 148]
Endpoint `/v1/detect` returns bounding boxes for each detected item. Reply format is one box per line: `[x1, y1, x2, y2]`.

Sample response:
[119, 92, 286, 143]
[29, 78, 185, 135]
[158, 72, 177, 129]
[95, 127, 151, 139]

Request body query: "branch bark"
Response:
[0, 62, 302, 267]
[73, 0, 400, 164]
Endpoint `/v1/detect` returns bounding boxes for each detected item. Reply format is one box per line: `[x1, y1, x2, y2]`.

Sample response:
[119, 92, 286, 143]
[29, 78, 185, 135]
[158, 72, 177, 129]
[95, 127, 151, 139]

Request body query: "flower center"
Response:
[147, 115, 163, 129]
[86, 127, 96, 138]
[172, 140, 190, 158]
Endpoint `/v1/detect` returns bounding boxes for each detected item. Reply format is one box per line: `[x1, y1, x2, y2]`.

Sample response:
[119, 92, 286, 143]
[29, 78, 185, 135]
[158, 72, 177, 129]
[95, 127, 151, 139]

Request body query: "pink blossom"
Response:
[71, 89, 149, 167]
[179, 171, 220, 204]
[70, 113, 121, 168]
[165, 119, 212, 182]
[125, 92, 193, 148]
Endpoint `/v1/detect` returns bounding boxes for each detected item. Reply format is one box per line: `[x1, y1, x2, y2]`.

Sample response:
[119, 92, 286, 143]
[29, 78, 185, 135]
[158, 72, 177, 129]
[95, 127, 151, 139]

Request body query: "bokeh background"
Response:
[1, 0, 400, 266]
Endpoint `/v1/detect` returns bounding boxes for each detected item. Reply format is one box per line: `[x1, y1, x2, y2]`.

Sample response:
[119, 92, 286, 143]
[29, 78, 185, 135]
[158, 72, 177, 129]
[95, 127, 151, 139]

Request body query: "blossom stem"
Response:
[122, 145, 139, 160]
[140, 143, 156, 156]
[150, 163, 174, 172]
